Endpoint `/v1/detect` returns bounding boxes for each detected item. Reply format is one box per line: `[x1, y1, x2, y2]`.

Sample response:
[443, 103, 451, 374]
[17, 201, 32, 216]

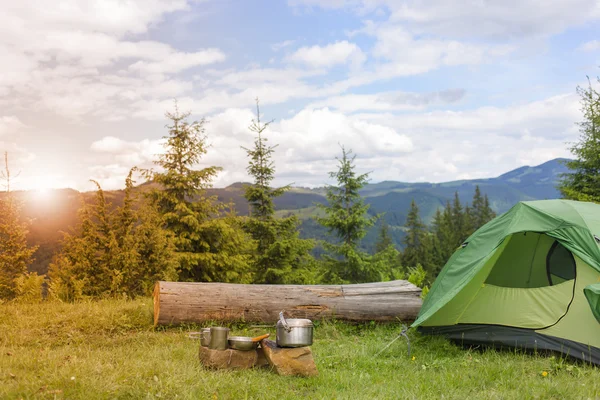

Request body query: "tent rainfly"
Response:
[413, 200, 600, 364]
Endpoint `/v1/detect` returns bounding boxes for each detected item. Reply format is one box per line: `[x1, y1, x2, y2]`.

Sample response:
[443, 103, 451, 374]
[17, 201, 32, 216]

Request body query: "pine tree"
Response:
[243, 99, 287, 220]
[316, 147, 381, 283]
[145, 104, 255, 282]
[482, 195, 495, 223]
[430, 202, 456, 273]
[242, 100, 315, 283]
[560, 76, 600, 202]
[317, 147, 377, 248]
[463, 203, 474, 237]
[471, 185, 496, 230]
[450, 192, 465, 247]
[0, 152, 37, 299]
[49, 171, 179, 300]
[401, 200, 427, 270]
[375, 220, 393, 254]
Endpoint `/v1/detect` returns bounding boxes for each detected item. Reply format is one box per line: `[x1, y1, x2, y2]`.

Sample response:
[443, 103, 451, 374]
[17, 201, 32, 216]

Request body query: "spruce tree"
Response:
[243, 99, 287, 220]
[401, 199, 427, 270]
[0, 154, 37, 299]
[242, 100, 315, 283]
[463, 203, 474, 237]
[375, 220, 393, 254]
[560, 76, 600, 202]
[482, 195, 495, 223]
[316, 147, 381, 283]
[145, 105, 255, 282]
[430, 202, 456, 272]
[471, 185, 496, 229]
[49, 171, 179, 300]
[450, 192, 465, 247]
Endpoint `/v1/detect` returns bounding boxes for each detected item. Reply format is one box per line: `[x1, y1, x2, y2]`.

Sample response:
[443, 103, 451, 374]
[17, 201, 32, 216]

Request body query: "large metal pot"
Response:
[276, 311, 313, 348]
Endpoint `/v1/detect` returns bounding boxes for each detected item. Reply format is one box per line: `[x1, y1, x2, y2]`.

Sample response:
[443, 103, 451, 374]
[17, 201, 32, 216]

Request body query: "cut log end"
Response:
[153, 281, 161, 327]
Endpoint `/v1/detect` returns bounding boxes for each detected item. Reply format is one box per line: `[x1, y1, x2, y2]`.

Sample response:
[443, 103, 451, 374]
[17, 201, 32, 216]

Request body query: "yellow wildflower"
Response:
[411, 356, 416, 361]
[541, 371, 548, 377]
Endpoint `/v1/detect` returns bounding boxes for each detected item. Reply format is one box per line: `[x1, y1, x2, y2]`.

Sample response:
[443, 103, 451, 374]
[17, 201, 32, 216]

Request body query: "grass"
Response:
[1, 299, 600, 399]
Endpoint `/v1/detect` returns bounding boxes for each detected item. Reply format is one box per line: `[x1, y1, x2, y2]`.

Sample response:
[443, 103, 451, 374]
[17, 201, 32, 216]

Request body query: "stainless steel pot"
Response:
[276, 311, 313, 348]
[200, 328, 211, 347]
[209, 327, 229, 350]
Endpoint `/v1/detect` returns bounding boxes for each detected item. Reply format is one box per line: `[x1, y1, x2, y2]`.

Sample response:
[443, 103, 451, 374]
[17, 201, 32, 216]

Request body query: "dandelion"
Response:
[541, 371, 548, 377]
[411, 356, 416, 361]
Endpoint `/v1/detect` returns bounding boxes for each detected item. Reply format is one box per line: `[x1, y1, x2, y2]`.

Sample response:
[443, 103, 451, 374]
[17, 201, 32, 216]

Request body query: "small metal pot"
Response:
[276, 311, 313, 348]
[209, 327, 229, 350]
[200, 328, 211, 347]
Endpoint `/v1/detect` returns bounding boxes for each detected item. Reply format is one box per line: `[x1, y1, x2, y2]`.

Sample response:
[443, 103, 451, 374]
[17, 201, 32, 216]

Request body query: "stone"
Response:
[198, 345, 269, 370]
[260, 339, 318, 377]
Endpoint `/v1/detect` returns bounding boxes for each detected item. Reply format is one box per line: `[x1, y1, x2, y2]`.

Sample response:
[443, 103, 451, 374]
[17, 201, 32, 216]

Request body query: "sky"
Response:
[1, 0, 599, 192]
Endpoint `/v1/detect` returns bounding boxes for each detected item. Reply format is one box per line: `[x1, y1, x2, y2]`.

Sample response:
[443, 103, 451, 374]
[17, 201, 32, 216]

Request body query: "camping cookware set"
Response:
[276, 311, 314, 348]
[196, 311, 314, 350]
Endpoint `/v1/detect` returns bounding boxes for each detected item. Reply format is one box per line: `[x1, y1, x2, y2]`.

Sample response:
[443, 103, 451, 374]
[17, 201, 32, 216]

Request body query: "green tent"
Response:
[413, 200, 600, 363]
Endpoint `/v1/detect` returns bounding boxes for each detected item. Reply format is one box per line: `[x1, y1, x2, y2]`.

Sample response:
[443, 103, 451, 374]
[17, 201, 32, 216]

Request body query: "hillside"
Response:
[8, 158, 569, 275]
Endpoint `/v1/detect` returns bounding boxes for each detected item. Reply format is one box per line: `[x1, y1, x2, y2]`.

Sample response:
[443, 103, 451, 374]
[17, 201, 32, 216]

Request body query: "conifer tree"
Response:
[401, 200, 427, 269]
[49, 171, 178, 300]
[242, 100, 315, 284]
[317, 147, 381, 283]
[560, 76, 600, 202]
[375, 220, 393, 254]
[243, 99, 287, 220]
[0, 153, 37, 299]
[471, 185, 496, 229]
[463, 203, 474, 237]
[450, 192, 465, 247]
[145, 104, 255, 282]
[482, 195, 495, 222]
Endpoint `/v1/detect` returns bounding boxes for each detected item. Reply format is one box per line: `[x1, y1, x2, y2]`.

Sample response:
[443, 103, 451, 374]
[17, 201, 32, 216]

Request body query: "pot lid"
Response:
[278, 318, 313, 328]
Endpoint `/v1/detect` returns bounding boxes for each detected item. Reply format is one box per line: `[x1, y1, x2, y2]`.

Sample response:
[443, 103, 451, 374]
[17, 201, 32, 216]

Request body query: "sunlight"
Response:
[26, 176, 62, 201]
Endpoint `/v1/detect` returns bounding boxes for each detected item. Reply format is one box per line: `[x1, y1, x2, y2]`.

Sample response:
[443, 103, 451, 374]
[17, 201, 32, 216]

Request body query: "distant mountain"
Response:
[269, 158, 570, 252]
[6, 158, 570, 275]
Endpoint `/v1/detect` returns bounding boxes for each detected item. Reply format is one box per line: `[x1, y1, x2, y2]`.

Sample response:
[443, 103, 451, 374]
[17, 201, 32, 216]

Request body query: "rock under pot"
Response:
[276, 311, 313, 348]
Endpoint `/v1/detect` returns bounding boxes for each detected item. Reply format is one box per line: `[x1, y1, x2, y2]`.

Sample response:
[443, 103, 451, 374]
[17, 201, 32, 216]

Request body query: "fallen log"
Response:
[153, 280, 422, 326]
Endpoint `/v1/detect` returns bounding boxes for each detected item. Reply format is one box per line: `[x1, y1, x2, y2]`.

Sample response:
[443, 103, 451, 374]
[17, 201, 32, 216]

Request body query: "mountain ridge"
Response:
[7, 157, 570, 275]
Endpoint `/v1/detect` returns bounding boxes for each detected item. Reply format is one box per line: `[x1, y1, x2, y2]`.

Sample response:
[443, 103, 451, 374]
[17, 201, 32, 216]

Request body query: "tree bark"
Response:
[153, 280, 422, 326]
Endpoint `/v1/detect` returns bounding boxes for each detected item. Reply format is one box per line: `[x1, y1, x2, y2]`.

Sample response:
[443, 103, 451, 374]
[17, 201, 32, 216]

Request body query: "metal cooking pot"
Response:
[276, 311, 313, 348]
[200, 328, 211, 347]
[209, 327, 230, 350]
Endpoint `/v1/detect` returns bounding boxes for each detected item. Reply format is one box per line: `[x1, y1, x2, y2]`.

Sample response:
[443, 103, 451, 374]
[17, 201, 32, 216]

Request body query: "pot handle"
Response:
[188, 332, 202, 340]
[279, 311, 292, 332]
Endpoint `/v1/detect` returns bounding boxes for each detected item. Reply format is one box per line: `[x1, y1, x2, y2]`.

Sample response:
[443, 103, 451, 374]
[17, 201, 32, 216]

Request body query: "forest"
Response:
[1, 70, 599, 302]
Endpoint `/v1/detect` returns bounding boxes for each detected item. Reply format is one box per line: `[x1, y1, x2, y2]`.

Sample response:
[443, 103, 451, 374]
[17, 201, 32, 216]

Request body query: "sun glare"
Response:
[35, 187, 51, 197]
[26, 176, 62, 202]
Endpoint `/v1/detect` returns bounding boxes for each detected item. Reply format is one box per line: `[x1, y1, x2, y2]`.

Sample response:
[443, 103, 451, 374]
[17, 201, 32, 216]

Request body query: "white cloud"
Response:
[2, 0, 189, 36]
[128, 48, 226, 75]
[272, 40, 296, 51]
[308, 89, 466, 112]
[289, 0, 600, 39]
[353, 93, 580, 182]
[0, 116, 27, 137]
[88, 106, 414, 189]
[0, 0, 224, 121]
[578, 40, 600, 52]
[91, 136, 164, 164]
[370, 25, 515, 76]
[90, 92, 579, 189]
[287, 41, 366, 68]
